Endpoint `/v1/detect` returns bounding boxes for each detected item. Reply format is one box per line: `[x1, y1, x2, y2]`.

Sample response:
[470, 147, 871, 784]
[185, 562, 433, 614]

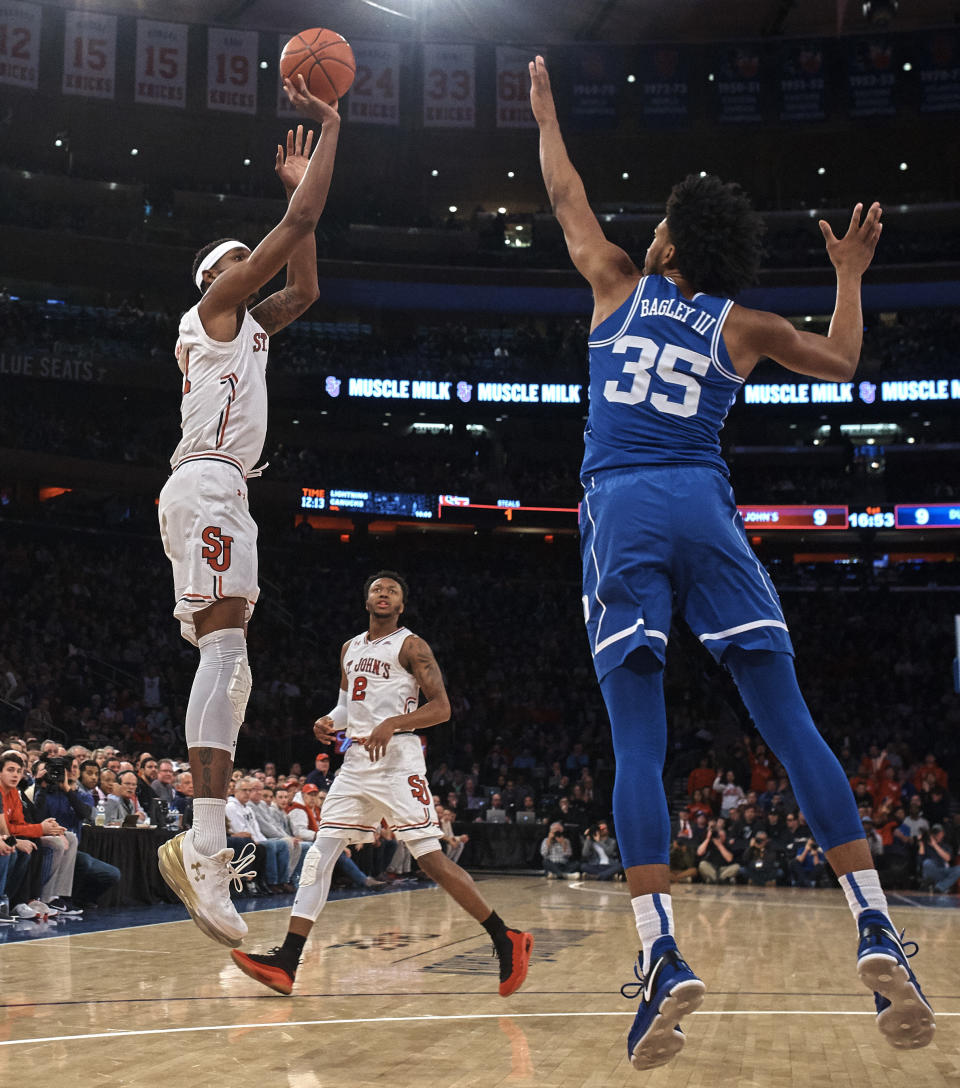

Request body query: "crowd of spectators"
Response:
[672, 739, 960, 893]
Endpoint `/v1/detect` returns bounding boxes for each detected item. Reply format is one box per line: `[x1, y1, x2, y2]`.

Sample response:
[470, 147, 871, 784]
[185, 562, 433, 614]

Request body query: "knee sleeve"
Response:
[291, 835, 346, 922]
[406, 836, 442, 860]
[185, 628, 249, 753]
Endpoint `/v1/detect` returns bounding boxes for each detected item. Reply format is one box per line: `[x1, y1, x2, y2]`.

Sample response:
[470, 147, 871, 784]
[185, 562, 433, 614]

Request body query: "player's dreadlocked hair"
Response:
[665, 174, 765, 298]
[364, 569, 409, 604]
[190, 237, 238, 293]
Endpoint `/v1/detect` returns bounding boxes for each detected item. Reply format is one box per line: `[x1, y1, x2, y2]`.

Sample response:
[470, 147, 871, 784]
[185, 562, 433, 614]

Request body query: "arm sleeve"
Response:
[327, 687, 348, 730]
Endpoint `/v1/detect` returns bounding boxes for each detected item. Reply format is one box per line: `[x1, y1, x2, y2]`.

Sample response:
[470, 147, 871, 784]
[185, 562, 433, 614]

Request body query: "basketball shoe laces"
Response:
[218, 841, 258, 893]
[866, 922, 920, 961]
[620, 958, 648, 1002]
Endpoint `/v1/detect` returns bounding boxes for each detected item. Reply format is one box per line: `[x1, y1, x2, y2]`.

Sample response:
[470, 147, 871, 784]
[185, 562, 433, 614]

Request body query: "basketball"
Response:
[280, 28, 356, 104]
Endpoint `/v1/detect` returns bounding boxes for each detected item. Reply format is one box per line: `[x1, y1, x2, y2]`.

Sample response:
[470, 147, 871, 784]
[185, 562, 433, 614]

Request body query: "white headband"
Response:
[194, 240, 247, 289]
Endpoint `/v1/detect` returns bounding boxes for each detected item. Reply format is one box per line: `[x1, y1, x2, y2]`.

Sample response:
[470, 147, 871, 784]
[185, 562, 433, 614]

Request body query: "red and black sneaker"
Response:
[496, 929, 534, 997]
[231, 947, 298, 995]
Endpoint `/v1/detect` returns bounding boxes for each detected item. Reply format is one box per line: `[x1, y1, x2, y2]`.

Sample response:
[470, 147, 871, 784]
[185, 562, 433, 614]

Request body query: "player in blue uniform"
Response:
[529, 55, 934, 1069]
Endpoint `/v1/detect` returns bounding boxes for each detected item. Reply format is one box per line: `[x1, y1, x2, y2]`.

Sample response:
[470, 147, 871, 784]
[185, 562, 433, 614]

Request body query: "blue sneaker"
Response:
[621, 937, 706, 1070]
[857, 909, 935, 1049]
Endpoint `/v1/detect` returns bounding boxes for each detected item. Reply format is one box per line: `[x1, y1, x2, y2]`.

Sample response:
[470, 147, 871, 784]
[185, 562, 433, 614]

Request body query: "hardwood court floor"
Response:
[0, 877, 957, 1087]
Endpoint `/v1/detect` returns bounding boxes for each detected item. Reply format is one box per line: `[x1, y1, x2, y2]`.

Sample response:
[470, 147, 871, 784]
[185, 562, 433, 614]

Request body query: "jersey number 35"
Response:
[604, 336, 711, 419]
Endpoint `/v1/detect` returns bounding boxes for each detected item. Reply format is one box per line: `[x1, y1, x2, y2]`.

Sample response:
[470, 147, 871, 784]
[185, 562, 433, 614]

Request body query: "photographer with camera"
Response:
[918, 825, 960, 893]
[30, 755, 121, 909]
[696, 818, 739, 884]
[790, 836, 828, 888]
[740, 830, 781, 887]
[580, 821, 622, 881]
[541, 820, 577, 879]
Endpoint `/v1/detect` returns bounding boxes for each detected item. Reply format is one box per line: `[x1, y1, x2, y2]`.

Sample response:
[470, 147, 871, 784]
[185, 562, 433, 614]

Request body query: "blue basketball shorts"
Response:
[580, 464, 793, 681]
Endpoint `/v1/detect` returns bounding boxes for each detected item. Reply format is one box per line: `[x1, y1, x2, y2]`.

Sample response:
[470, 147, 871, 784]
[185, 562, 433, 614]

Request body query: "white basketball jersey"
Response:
[170, 304, 269, 476]
[343, 626, 419, 739]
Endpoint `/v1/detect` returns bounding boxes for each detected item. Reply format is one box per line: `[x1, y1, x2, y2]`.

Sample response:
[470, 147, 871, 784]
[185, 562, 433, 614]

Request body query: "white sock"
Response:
[631, 893, 675, 970]
[839, 870, 890, 925]
[192, 798, 227, 856]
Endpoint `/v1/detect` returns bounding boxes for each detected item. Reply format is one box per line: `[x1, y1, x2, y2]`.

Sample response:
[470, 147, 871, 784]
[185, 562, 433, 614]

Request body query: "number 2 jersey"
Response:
[344, 626, 420, 742]
[169, 303, 270, 476]
[582, 274, 741, 481]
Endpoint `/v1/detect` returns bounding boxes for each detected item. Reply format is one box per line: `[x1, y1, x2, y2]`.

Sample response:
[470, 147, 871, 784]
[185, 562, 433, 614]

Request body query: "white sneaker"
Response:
[13, 903, 41, 921]
[27, 899, 56, 919]
[158, 830, 256, 947]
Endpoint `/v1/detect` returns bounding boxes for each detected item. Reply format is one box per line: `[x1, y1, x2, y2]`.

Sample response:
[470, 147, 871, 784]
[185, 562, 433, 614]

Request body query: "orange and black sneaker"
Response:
[496, 929, 534, 997]
[231, 947, 299, 995]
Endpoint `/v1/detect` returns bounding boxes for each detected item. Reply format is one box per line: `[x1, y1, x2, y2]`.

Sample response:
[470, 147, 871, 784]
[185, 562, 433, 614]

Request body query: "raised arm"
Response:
[250, 123, 322, 335]
[529, 55, 638, 315]
[199, 76, 340, 322]
[725, 202, 883, 382]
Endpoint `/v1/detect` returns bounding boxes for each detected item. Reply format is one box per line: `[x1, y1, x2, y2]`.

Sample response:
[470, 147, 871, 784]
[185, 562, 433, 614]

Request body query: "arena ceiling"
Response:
[63, 0, 960, 44]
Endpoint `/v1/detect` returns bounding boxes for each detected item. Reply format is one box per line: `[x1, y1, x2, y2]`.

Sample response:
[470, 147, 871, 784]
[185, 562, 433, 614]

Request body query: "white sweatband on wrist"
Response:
[326, 688, 348, 729]
[194, 239, 247, 289]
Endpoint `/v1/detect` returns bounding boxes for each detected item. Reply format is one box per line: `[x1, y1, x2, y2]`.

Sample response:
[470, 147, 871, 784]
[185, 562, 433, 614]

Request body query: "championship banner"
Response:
[777, 39, 828, 123]
[62, 9, 116, 100]
[207, 26, 258, 114]
[134, 19, 187, 108]
[422, 42, 475, 128]
[916, 30, 960, 114]
[637, 44, 690, 128]
[348, 39, 400, 125]
[0, 1, 40, 90]
[275, 32, 299, 118]
[710, 43, 764, 124]
[495, 46, 540, 128]
[846, 35, 898, 117]
[568, 45, 621, 129]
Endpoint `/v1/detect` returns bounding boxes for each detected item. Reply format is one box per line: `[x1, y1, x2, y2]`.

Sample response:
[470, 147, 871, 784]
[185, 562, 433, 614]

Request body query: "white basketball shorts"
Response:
[317, 735, 441, 845]
[158, 457, 259, 645]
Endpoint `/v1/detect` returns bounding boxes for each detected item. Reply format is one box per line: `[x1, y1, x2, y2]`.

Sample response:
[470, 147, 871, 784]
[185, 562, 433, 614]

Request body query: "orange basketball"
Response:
[280, 28, 356, 105]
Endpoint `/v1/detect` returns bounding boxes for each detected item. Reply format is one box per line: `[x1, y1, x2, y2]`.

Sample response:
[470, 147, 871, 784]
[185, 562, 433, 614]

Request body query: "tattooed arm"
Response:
[250, 121, 324, 336]
[360, 635, 452, 762]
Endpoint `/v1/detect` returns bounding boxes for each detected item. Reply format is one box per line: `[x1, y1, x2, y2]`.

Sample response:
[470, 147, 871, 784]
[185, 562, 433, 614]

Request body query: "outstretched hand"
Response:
[528, 54, 558, 127]
[275, 123, 314, 194]
[282, 73, 340, 126]
[819, 201, 882, 277]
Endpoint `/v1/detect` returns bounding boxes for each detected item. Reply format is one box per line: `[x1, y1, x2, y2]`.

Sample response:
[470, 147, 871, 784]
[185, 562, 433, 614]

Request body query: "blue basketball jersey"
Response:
[582, 275, 742, 479]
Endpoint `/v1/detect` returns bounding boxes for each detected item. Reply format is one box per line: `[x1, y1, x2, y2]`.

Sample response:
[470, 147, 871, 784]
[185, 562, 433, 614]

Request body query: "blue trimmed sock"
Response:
[631, 892, 675, 970]
[839, 870, 890, 926]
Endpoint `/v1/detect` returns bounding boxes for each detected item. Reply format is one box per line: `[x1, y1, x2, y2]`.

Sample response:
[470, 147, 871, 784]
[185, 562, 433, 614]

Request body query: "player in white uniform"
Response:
[157, 77, 342, 949]
[231, 572, 534, 998]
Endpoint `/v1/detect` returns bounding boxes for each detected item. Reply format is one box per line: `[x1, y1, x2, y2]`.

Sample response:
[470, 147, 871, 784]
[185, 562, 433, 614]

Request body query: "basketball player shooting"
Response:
[156, 76, 340, 948]
[231, 571, 534, 999]
[529, 54, 933, 1070]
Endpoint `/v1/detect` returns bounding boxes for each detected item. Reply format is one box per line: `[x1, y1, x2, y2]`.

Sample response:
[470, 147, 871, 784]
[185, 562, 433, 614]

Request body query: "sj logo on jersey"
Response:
[200, 526, 233, 572]
[252, 332, 268, 352]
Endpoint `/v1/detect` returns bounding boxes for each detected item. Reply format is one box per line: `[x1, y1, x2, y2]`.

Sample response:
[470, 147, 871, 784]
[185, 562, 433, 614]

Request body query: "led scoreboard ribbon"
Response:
[737, 505, 848, 529]
[895, 503, 960, 529]
[300, 490, 960, 531]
